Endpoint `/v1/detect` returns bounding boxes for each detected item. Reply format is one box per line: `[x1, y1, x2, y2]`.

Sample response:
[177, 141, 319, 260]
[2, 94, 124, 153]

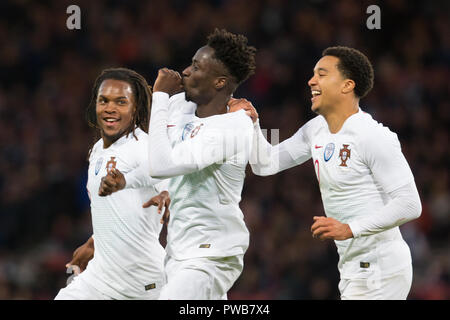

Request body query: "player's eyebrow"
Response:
[314, 67, 328, 73]
[97, 94, 128, 100]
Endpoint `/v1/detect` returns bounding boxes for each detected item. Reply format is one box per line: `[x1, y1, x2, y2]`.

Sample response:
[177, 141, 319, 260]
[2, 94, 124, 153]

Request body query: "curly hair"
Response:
[322, 46, 374, 98]
[86, 67, 152, 137]
[207, 28, 257, 85]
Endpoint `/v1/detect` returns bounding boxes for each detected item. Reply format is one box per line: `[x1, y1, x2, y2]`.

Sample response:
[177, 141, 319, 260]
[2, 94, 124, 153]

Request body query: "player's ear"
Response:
[342, 79, 355, 94]
[214, 76, 227, 90]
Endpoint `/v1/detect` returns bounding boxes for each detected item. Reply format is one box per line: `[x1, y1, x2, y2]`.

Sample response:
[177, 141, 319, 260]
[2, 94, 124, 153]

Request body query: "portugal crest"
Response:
[106, 156, 117, 173]
[339, 144, 351, 167]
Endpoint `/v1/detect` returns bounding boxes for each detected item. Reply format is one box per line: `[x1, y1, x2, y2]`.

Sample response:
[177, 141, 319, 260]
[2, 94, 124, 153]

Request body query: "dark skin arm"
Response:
[66, 236, 94, 272]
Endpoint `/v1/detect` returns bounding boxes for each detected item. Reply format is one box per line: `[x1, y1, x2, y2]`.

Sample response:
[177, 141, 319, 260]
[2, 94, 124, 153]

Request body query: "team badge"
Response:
[190, 123, 204, 138]
[339, 144, 351, 167]
[324, 143, 335, 162]
[106, 156, 117, 173]
[95, 157, 103, 175]
[182, 123, 194, 141]
[181, 122, 204, 140]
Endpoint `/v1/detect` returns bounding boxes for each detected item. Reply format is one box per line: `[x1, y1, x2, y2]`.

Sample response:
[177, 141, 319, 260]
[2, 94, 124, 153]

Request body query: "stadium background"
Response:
[0, 0, 448, 299]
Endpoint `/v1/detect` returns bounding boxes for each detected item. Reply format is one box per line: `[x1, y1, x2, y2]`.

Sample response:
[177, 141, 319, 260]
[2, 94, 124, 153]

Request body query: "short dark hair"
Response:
[322, 46, 374, 98]
[207, 28, 257, 85]
[86, 67, 152, 139]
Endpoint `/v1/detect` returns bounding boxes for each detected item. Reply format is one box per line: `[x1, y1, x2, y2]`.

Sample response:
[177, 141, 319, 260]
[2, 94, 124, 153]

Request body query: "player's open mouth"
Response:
[103, 117, 120, 127]
[311, 90, 321, 101]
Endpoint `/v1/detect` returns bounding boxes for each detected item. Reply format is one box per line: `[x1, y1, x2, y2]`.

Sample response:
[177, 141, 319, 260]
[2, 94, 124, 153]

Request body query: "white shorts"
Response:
[54, 271, 162, 300]
[158, 255, 244, 300]
[339, 265, 413, 300]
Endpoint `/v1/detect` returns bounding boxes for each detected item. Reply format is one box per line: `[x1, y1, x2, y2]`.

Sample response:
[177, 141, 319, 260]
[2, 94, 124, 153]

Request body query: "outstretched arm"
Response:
[250, 119, 312, 176]
[98, 167, 163, 196]
[227, 98, 312, 176]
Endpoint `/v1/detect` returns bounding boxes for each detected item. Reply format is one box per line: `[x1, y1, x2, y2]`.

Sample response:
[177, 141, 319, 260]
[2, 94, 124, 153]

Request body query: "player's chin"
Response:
[184, 90, 193, 102]
[311, 102, 321, 115]
[101, 128, 126, 141]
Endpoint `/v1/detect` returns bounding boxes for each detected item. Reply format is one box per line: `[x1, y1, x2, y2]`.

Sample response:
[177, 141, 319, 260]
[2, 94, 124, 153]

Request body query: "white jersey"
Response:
[82, 128, 166, 299]
[148, 92, 253, 260]
[251, 109, 417, 279]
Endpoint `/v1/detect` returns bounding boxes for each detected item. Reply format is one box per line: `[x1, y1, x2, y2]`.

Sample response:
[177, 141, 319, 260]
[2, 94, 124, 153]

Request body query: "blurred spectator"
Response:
[0, 0, 448, 299]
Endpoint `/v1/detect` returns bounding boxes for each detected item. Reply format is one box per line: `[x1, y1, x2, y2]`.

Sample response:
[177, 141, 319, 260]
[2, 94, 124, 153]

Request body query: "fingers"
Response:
[66, 264, 81, 276]
[311, 216, 331, 240]
[157, 199, 164, 214]
[228, 98, 250, 109]
[228, 97, 245, 107]
[161, 208, 170, 225]
[311, 226, 329, 240]
[99, 176, 115, 196]
[158, 68, 182, 80]
[227, 98, 259, 122]
[98, 169, 125, 196]
[142, 199, 156, 208]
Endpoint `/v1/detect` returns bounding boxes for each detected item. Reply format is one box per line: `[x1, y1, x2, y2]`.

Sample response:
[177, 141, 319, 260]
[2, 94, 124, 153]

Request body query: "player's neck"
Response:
[324, 102, 359, 134]
[196, 95, 229, 118]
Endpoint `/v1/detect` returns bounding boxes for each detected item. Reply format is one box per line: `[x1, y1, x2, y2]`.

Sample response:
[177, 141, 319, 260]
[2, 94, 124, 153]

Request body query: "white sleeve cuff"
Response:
[348, 221, 362, 238]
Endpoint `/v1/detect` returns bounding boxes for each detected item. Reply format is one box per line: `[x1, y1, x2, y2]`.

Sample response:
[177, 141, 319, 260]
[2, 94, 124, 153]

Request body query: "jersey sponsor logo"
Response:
[324, 143, 335, 162]
[95, 157, 103, 175]
[106, 156, 117, 173]
[339, 144, 351, 167]
[315, 145, 323, 149]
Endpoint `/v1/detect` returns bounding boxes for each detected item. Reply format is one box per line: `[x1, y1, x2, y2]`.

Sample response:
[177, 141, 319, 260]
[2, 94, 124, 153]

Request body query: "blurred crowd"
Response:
[0, 0, 448, 299]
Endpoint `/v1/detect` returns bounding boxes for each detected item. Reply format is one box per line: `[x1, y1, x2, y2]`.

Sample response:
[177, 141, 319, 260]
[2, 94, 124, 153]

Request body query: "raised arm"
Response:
[148, 69, 253, 179]
[148, 69, 199, 178]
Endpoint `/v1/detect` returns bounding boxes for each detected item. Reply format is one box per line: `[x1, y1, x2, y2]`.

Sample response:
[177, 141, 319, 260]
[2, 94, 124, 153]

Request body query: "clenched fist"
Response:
[153, 68, 184, 96]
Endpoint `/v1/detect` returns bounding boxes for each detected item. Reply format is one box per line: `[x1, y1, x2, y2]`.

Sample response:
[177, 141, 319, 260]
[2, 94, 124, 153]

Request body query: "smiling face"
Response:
[182, 45, 227, 105]
[308, 55, 350, 115]
[96, 79, 135, 148]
